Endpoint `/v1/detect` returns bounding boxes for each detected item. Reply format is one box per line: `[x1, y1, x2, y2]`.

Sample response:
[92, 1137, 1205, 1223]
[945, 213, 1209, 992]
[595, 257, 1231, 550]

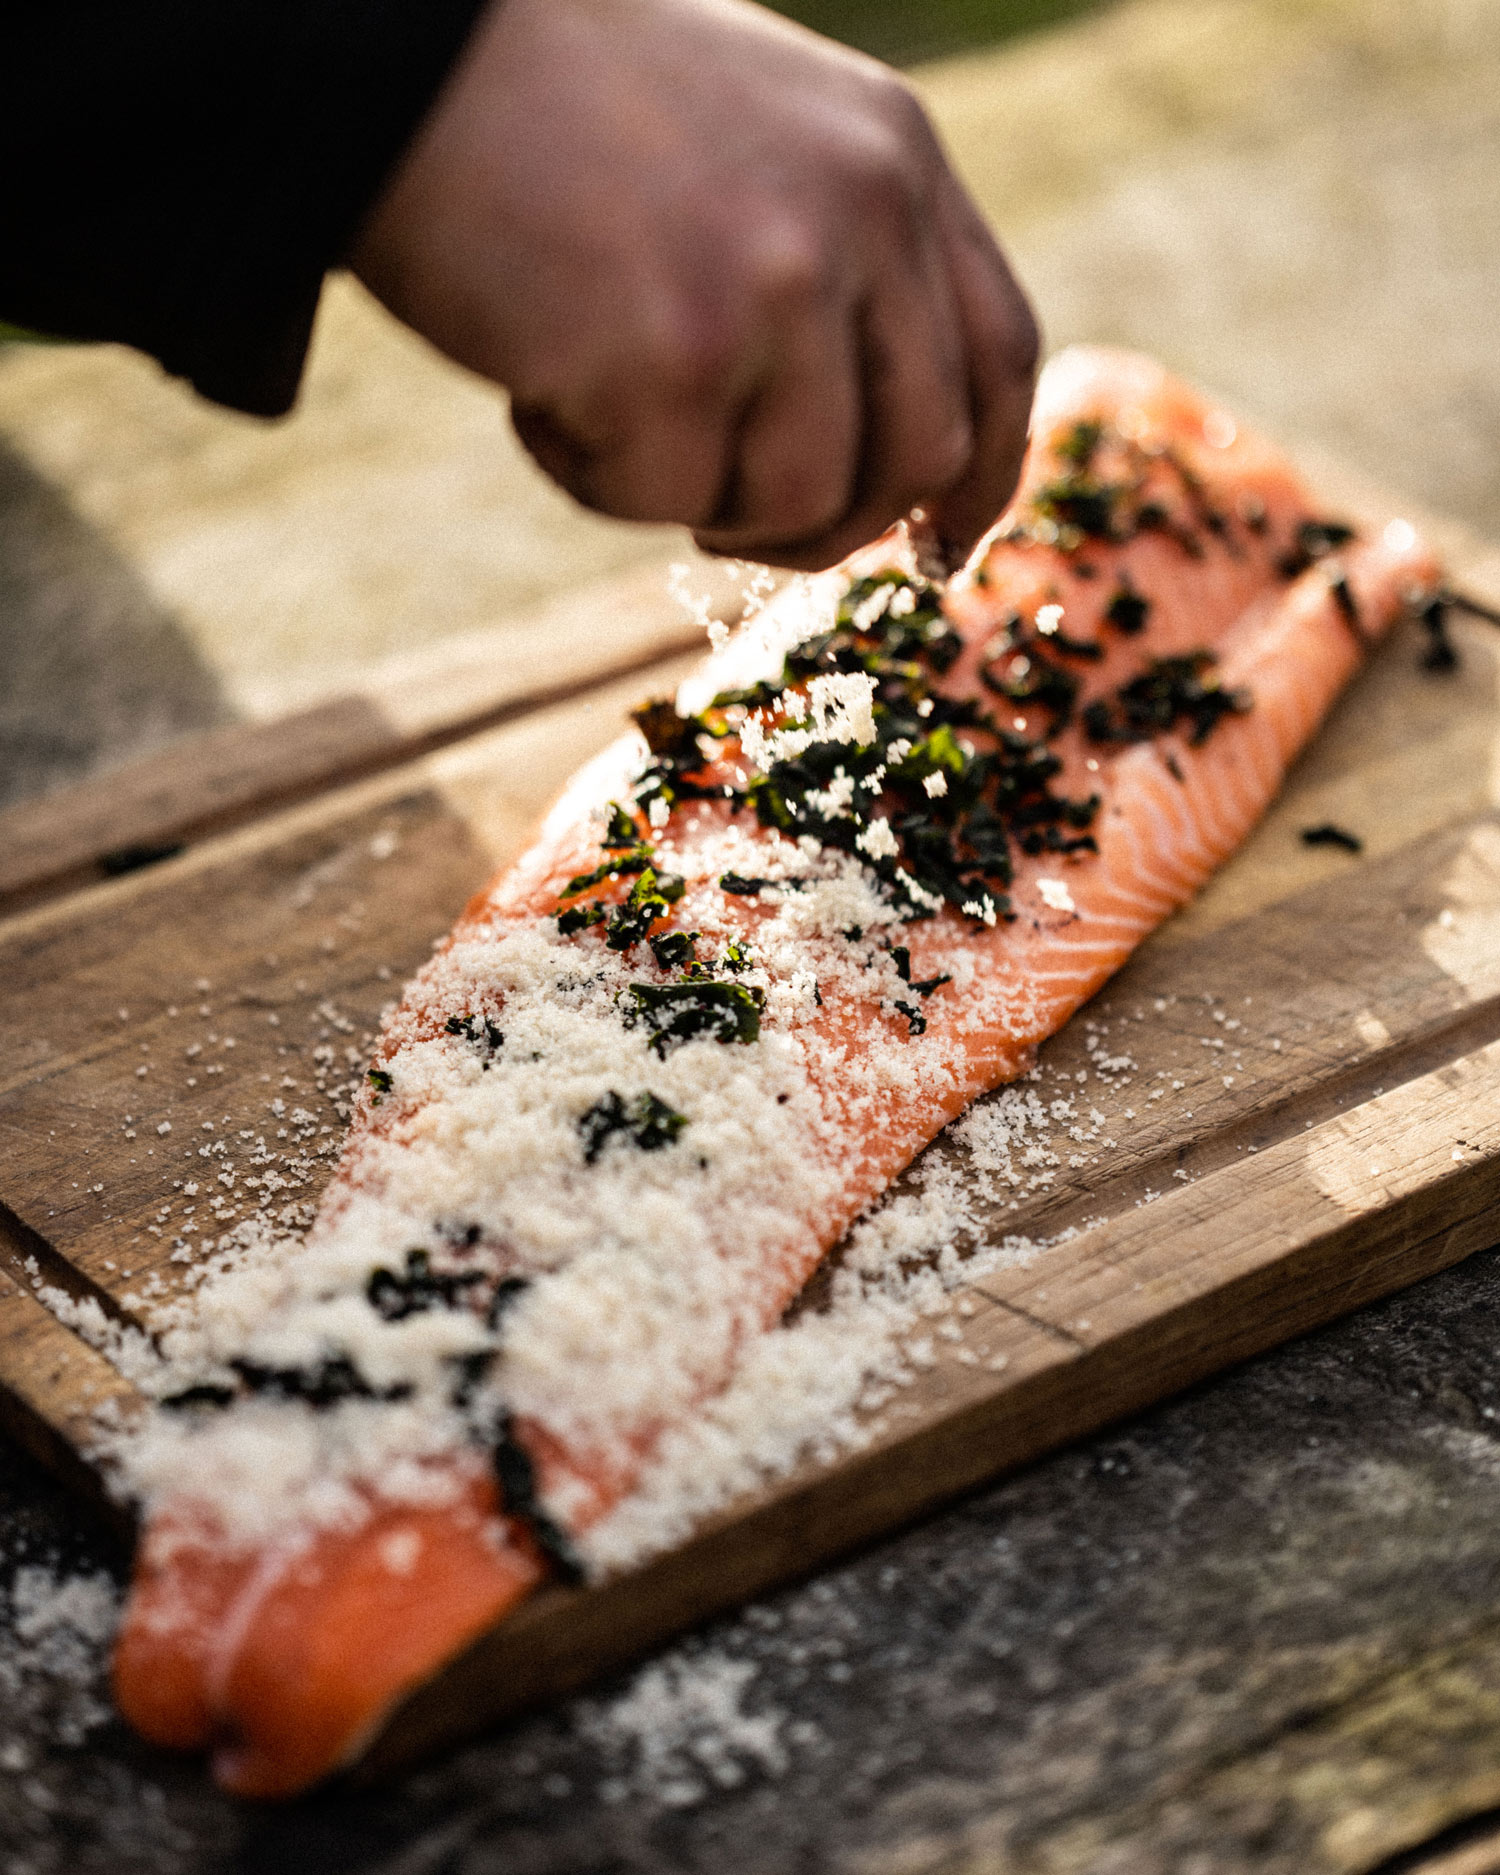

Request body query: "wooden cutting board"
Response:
[3, 468, 1500, 1778]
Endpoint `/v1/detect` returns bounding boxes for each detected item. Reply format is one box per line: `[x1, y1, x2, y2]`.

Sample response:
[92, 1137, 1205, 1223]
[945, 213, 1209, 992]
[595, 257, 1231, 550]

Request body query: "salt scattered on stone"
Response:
[0, 1565, 120, 1753]
[580, 1649, 787, 1808]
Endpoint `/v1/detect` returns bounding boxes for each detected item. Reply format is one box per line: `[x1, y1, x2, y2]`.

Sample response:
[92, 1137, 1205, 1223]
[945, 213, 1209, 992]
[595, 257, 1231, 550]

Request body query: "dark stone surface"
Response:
[7, 1245, 1500, 1875]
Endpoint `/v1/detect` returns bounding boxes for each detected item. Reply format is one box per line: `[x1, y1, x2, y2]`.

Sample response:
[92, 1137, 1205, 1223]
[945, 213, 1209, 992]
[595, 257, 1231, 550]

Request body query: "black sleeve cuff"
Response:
[4, 1, 490, 415]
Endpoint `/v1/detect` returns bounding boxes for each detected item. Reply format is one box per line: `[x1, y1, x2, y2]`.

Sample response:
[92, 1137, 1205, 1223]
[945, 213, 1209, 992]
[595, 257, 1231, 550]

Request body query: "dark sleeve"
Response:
[3, 1, 489, 415]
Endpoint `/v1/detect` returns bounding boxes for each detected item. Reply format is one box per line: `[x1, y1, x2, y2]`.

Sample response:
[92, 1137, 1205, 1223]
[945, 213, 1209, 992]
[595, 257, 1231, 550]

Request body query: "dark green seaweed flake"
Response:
[367, 1248, 487, 1322]
[1104, 583, 1150, 636]
[649, 929, 700, 969]
[557, 902, 607, 936]
[560, 849, 653, 899]
[720, 872, 798, 897]
[230, 1355, 410, 1410]
[493, 1410, 584, 1583]
[445, 1014, 504, 1057]
[893, 999, 927, 1036]
[980, 644, 1079, 726]
[631, 697, 705, 761]
[1277, 518, 1357, 580]
[622, 980, 764, 1056]
[1031, 475, 1125, 542]
[605, 867, 686, 953]
[578, 1089, 690, 1163]
[1083, 653, 1249, 748]
[602, 803, 642, 849]
[1055, 419, 1105, 470]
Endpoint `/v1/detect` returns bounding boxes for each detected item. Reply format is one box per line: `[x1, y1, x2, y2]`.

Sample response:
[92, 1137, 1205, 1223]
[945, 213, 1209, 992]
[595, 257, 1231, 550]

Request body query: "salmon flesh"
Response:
[112, 348, 1439, 1795]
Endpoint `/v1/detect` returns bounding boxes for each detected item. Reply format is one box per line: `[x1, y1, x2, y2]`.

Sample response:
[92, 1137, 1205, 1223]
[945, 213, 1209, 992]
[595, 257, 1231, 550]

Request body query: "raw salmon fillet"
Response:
[113, 348, 1439, 1796]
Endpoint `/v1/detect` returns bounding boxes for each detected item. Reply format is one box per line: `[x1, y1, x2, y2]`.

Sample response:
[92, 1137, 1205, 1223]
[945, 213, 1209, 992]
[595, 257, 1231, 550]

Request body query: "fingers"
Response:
[513, 304, 753, 527]
[690, 276, 863, 563]
[697, 173, 977, 571]
[924, 171, 1041, 569]
[700, 146, 1037, 574]
[816, 224, 974, 563]
[492, 34, 1039, 572]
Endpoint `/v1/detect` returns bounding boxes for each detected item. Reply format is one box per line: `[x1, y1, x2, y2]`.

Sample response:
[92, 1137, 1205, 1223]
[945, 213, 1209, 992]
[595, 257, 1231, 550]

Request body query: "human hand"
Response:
[350, 0, 1039, 571]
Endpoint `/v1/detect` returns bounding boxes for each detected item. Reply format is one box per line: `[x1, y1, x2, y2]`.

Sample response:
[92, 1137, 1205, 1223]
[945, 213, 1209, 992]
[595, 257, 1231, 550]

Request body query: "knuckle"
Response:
[878, 74, 936, 149]
[831, 88, 929, 225]
[751, 224, 828, 316]
[853, 129, 923, 224]
[853, 66, 929, 143]
[925, 410, 977, 490]
[647, 304, 743, 405]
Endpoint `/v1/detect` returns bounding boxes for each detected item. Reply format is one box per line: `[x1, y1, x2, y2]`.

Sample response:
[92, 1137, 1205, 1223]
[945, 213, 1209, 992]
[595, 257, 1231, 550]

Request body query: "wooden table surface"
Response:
[8, 2, 1500, 1871]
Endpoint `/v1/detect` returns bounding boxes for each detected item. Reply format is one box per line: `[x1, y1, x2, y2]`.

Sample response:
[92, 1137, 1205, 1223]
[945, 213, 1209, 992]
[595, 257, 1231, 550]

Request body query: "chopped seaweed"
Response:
[560, 850, 654, 899]
[602, 803, 642, 849]
[893, 1000, 926, 1036]
[367, 1249, 487, 1322]
[493, 1412, 584, 1583]
[981, 641, 1079, 727]
[1083, 653, 1249, 748]
[634, 570, 1102, 928]
[1418, 595, 1460, 673]
[445, 1014, 505, 1058]
[1277, 518, 1357, 580]
[605, 867, 686, 953]
[622, 981, 765, 1056]
[548, 455, 1274, 1058]
[630, 698, 705, 761]
[649, 929, 700, 969]
[719, 873, 781, 896]
[1104, 582, 1150, 636]
[229, 1355, 411, 1410]
[1300, 822, 1363, 855]
[485, 1276, 532, 1330]
[577, 1089, 690, 1162]
[557, 901, 608, 936]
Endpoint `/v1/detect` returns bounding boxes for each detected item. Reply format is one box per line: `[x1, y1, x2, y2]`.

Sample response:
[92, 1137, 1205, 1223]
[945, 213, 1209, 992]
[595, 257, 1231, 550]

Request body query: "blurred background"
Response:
[3, 0, 1498, 814]
[770, 0, 1102, 67]
[7, 9, 1500, 1870]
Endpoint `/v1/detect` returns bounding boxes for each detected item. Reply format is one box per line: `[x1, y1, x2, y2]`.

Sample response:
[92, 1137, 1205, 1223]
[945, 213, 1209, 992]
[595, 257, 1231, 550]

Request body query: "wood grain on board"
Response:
[0, 560, 760, 917]
[2, 481, 1500, 1776]
[1406, 1828, 1500, 1875]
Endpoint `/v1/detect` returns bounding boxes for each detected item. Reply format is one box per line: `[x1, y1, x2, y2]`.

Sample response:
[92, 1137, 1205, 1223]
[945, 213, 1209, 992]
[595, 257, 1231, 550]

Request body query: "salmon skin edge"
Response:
[109, 346, 1441, 1797]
